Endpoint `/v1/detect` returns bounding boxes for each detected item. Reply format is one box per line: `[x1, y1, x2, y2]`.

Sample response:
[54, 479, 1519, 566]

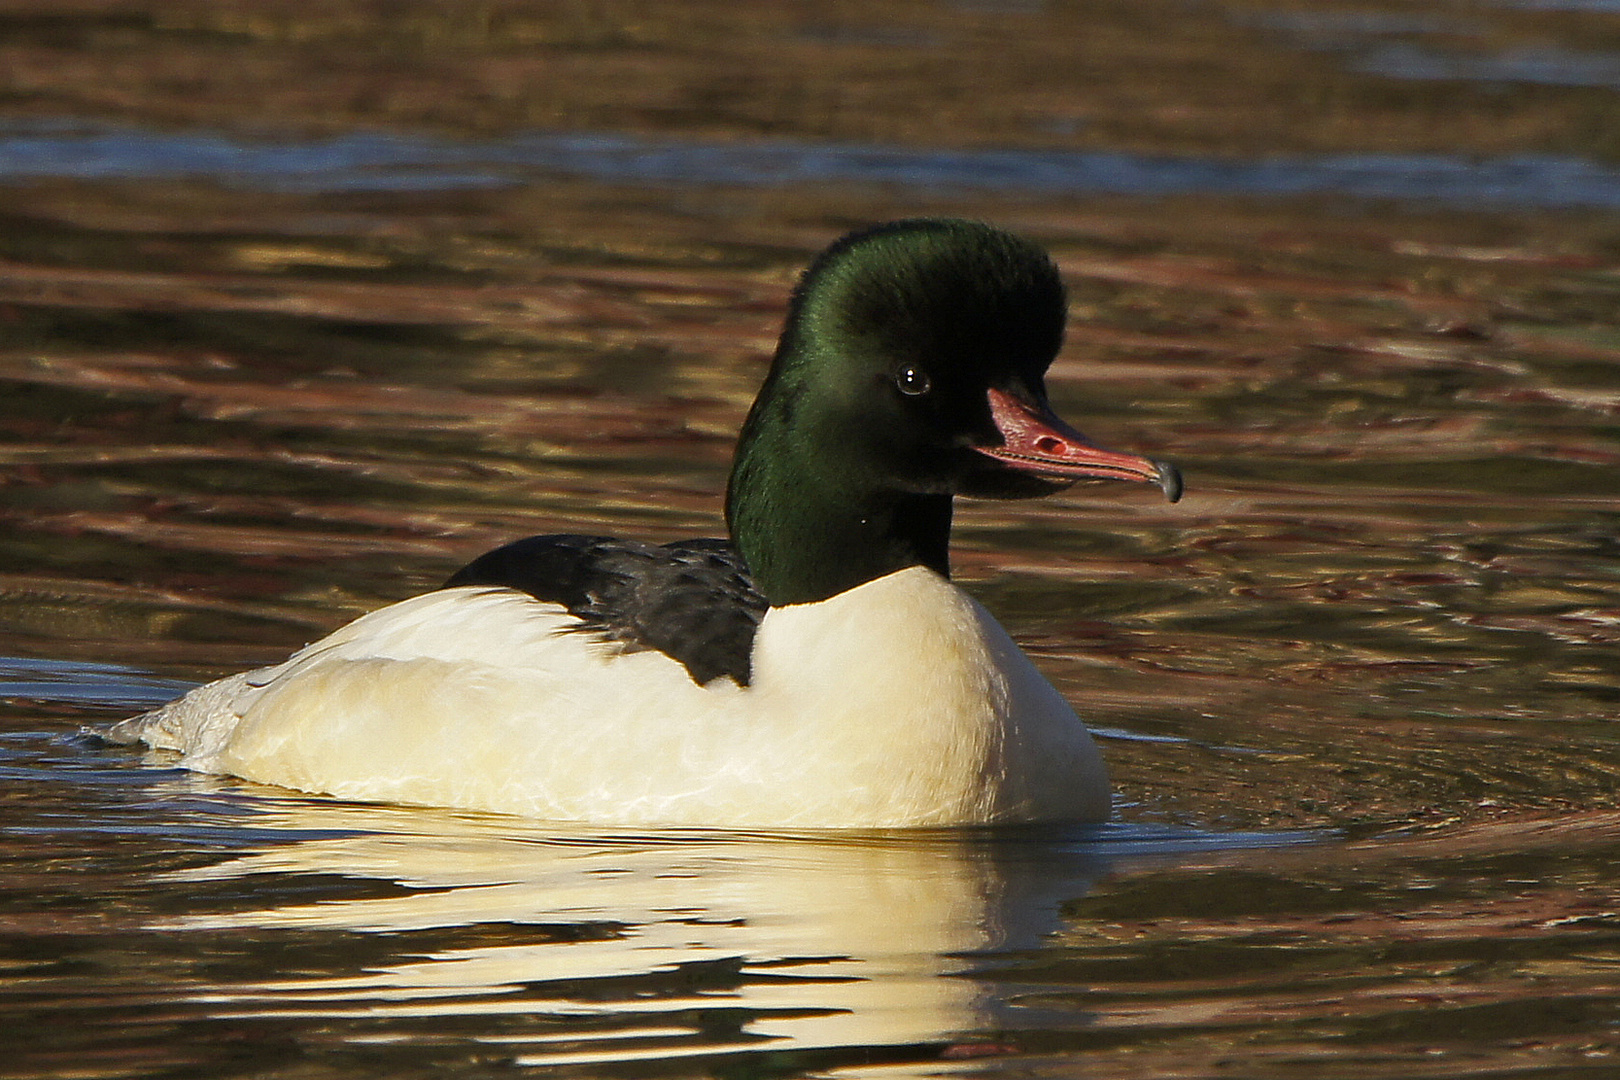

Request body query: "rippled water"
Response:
[12, 120, 1620, 207]
[5, 1, 1620, 1075]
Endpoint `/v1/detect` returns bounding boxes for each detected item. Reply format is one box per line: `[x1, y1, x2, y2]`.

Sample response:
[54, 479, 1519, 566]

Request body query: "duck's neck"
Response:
[726, 392, 952, 607]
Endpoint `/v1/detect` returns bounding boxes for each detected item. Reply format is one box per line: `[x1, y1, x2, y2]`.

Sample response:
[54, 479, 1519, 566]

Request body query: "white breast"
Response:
[114, 567, 1108, 827]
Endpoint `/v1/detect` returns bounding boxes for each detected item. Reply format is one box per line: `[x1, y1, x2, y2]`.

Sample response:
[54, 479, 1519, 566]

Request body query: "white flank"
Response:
[112, 567, 1108, 827]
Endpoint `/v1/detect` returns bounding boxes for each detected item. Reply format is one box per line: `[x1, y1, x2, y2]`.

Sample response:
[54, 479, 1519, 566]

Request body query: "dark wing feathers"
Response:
[441, 534, 769, 686]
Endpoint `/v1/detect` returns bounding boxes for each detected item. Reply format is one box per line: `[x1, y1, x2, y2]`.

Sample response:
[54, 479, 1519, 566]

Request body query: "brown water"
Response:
[4, 1, 1620, 1075]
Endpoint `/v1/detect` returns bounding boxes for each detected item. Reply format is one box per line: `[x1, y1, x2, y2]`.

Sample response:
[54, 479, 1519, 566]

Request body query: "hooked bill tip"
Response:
[1153, 460, 1184, 504]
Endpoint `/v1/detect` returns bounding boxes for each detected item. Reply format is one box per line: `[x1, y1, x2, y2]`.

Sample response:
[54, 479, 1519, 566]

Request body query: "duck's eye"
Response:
[895, 366, 932, 396]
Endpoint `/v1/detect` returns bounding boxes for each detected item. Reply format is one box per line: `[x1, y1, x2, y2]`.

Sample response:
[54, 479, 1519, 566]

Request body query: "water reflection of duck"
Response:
[113, 219, 1181, 828]
[157, 804, 1114, 1063]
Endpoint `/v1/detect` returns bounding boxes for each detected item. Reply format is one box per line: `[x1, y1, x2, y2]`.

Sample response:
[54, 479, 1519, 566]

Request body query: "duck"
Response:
[110, 219, 1182, 829]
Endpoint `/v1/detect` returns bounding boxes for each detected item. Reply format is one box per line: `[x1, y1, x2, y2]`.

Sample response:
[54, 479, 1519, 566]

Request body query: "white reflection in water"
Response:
[147, 792, 1313, 1067]
[154, 798, 1128, 1061]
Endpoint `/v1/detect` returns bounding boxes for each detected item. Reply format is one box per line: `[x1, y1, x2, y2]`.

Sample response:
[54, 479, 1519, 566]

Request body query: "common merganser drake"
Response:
[112, 219, 1182, 828]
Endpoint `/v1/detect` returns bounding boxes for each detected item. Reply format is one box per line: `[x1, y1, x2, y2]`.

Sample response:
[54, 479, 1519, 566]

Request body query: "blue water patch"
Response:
[1491, 1, 1620, 10]
[7, 119, 1620, 208]
[1355, 42, 1620, 89]
[1243, 4, 1620, 91]
[0, 655, 194, 709]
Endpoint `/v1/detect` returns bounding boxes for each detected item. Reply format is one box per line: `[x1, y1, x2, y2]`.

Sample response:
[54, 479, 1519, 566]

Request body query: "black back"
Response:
[442, 534, 769, 686]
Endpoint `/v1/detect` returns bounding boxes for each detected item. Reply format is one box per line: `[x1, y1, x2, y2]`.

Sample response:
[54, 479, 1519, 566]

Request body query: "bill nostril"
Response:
[1035, 435, 1064, 455]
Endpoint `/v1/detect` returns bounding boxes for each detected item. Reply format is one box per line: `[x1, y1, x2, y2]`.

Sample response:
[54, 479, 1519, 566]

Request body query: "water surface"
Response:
[4, 0, 1620, 1075]
[13, 120, 1620, 208]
